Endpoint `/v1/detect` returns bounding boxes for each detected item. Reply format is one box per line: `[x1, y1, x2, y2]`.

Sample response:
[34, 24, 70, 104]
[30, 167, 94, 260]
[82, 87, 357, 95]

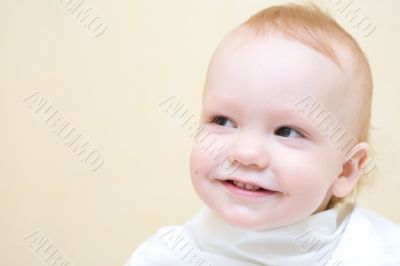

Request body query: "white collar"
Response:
[183, 204, 354, 266]
[329, 205, 400, 265]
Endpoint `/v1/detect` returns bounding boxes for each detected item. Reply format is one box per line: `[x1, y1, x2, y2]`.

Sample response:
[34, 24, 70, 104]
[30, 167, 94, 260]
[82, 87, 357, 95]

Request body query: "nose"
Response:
[228, 131, 269, 169]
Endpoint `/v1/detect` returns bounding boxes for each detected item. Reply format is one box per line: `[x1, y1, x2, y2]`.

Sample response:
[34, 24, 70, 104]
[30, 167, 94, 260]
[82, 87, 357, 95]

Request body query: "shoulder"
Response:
[124, 226, 183, 266]
[331, 205, 400, 265]
[353, 206, 400, 240]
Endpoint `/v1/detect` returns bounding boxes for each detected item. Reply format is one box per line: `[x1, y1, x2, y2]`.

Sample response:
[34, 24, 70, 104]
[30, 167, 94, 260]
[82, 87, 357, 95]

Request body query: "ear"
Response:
[331, 142, 370, 198]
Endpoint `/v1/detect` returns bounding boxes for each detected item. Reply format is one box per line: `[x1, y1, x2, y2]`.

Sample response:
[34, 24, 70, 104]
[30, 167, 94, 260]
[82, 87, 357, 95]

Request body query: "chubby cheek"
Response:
[189, 143, 222, 207]
[190, 143, 207, 174]
[290, 177, 327, 204]
[280, 158, 334, 211]
[189, 144, 214, 188]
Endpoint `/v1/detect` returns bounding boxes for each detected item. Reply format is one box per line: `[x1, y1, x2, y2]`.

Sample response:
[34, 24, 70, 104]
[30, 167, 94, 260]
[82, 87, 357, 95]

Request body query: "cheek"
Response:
[189, 131, 235, 179]
[277, 151, 337, 200]
[189, 144, 220, 205]
[189, 143, 214, 182]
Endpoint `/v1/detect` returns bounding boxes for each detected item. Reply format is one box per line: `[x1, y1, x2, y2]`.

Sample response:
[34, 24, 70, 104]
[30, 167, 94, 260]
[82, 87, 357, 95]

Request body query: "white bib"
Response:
[181, 203, 352, 266]
[125, 203, 400, 266]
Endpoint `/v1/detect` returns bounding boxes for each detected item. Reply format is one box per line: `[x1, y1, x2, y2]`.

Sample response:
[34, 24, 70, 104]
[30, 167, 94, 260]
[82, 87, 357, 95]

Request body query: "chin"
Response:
[212, 207, 268, 230]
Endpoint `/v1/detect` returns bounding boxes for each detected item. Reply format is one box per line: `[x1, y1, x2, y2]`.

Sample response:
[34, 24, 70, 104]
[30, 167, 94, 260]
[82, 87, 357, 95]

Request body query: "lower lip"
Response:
[221, 180, 277, 198]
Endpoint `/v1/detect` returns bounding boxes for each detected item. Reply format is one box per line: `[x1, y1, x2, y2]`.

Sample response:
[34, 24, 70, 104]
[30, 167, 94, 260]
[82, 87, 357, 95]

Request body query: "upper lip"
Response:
[220, 176, 278, 192]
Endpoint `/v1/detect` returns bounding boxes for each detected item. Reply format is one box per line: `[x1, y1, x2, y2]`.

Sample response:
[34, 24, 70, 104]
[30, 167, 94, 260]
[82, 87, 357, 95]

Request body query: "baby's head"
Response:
[190, 3, 373, 230]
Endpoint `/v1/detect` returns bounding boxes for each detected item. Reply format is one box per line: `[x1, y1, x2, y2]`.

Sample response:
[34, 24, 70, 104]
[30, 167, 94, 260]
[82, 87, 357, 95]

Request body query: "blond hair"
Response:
[239, 3, 374, 209]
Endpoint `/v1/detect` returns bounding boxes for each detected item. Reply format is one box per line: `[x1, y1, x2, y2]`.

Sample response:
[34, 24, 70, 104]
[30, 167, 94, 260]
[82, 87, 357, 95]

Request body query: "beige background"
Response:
[1, 0, 399, 265]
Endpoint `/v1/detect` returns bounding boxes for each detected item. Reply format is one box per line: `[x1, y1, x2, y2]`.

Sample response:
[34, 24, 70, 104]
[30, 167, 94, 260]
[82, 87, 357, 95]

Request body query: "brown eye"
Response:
[211, 116, 236, 128]
[275, 126, 304, 138]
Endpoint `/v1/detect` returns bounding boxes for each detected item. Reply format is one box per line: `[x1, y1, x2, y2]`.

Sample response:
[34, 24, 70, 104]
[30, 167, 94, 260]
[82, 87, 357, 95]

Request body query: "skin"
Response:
[189, 30, 369, 231]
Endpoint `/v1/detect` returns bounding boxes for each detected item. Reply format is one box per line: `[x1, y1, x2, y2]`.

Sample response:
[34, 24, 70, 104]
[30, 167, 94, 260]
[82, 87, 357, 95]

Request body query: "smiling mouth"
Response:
[221, 180, 278, 198]
[226, 179, 266, 191]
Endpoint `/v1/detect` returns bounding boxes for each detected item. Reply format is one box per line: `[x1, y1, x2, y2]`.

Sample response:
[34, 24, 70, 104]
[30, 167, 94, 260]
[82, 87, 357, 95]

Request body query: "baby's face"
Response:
[190, 31, 363, 230]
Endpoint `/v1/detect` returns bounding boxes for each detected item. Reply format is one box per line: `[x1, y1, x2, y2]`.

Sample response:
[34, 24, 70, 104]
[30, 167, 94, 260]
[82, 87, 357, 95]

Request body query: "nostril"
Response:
[229, 148, 269, 169]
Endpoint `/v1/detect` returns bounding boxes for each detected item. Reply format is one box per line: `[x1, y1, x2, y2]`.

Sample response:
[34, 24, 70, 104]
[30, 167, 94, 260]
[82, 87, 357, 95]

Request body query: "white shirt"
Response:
[125, 203, 400, 266]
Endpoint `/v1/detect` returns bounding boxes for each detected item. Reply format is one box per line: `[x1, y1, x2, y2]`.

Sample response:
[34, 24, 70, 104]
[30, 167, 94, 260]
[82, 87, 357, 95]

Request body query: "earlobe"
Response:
[331, 142, 370, 198]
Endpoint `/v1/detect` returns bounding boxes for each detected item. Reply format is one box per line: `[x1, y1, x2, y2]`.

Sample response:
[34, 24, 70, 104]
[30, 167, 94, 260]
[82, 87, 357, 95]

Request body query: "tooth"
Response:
[245, 184, 254, 190]
[233, 181, 244, 188]
[233, 181, 261, 191]
[249, 185, 260, 191]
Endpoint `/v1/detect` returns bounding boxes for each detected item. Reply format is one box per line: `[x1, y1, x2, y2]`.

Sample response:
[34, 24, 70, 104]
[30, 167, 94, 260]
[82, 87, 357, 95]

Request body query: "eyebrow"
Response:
[205, 94, 307, 118]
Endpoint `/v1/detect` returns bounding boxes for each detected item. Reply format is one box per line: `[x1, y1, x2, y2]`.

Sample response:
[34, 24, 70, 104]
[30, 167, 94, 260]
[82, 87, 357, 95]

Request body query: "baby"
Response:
[125, 3, 400, 266]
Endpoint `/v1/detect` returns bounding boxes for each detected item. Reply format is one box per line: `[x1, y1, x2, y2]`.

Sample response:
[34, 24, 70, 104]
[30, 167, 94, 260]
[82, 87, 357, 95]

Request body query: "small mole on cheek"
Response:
[195, 170, 199, 175]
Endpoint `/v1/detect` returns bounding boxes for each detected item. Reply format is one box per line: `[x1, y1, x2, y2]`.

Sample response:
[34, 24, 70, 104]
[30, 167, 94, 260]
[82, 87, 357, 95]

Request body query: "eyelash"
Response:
[209, 115, 306, 138]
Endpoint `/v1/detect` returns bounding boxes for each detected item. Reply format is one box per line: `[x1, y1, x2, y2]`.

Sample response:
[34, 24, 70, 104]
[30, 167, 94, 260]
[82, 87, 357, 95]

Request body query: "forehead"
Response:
[200, 33, 369, 140]
[203, 33, 348, 116]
